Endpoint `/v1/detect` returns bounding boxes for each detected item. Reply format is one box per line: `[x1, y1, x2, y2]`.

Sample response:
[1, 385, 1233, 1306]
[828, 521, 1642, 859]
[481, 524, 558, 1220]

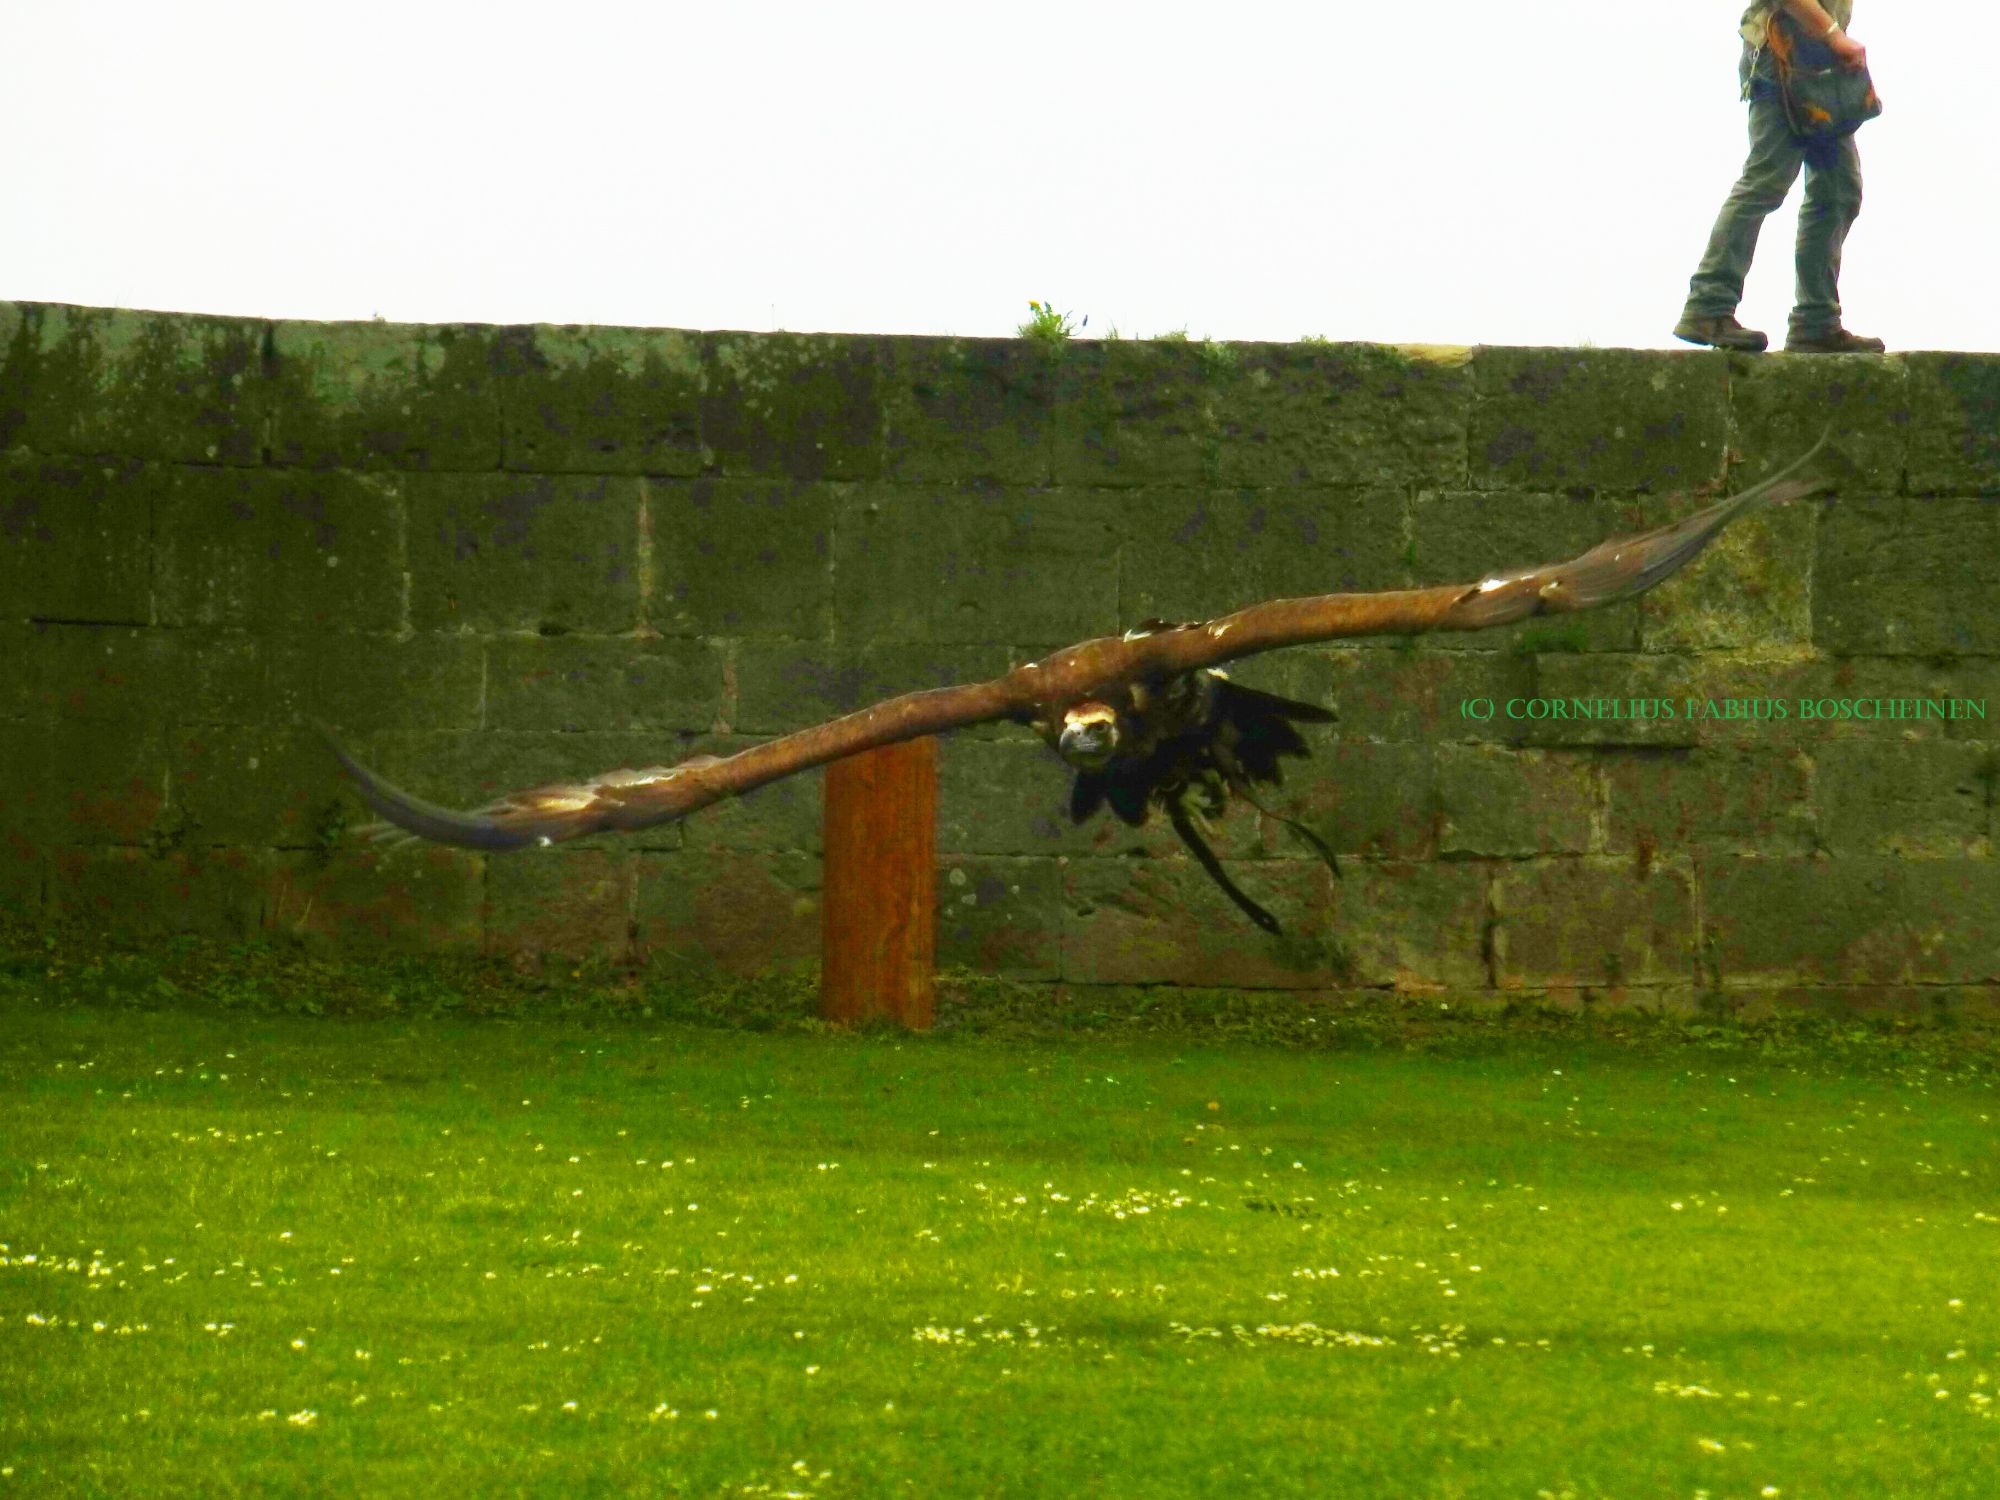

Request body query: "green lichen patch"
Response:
[700, 332, 885, 480]
[269, 318, 501, 469]
[495, 324, 703, 476]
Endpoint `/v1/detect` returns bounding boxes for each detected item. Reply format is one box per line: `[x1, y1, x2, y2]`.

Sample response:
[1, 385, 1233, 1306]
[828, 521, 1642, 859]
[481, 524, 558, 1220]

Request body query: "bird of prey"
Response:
[331, 443, 1826, 931]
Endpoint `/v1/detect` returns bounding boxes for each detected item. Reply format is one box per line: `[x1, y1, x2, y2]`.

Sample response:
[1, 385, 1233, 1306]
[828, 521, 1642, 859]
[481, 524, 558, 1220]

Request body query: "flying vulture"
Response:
[331, 444, 1826, 932]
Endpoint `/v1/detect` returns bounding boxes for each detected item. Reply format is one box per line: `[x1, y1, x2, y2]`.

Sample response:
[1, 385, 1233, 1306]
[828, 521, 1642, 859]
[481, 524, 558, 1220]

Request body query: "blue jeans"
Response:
[1681, 91, 1864, 338]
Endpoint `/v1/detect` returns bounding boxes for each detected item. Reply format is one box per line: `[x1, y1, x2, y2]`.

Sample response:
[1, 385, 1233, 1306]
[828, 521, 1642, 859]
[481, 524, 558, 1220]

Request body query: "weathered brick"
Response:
[1493, 856, 1696, 989]
[1602, 746, 1815, 856]
[1214, 341, 1472, 487]
[1815, 495, 2000, 655]
[1905, 352, 2000, 495]
[832, 486, 1119, 645]
[648, 476, 834, 638]
[0, 454, 157, 622]
[486, 847, 635, 959]
[702, 333, 884, 480]
[1437, 744, 1599, 856]
[938, 855, 1063, 980]
[1121, 485, 1407, 628]
[21, 305, 268, 465]
[156, 466, 402, 630]
[28, 722, 170, 845]
[1816, 740, 1992, 857]
[484, 634, 724, 733]
[406, 472, 642, 633]
[494, 324, 703, 475]
[269, 319, 500, 469]
[882, 338, 1055, 485]
[1060, 853, 1339, 987]
[1470, 347, 1729, 492]
[1052, 339, 1225, 487]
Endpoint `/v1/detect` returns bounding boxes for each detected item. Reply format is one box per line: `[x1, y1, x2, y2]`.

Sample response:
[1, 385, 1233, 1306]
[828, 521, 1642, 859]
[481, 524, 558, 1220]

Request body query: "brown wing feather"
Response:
[334, 442, 1826, 851]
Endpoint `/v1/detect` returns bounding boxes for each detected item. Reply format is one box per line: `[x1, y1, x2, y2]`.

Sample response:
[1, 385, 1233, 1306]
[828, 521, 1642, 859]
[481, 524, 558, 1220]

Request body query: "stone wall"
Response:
[3, 300, 1997, 1010]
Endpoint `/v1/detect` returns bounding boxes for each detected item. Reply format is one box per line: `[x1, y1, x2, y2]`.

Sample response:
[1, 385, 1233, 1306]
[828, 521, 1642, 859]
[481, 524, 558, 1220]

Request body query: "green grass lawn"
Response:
[3, 997, 1997, 1498]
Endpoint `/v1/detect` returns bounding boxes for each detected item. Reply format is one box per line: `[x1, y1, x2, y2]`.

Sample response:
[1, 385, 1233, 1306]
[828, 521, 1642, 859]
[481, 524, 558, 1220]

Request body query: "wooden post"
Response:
[821, 737, 937, 1029]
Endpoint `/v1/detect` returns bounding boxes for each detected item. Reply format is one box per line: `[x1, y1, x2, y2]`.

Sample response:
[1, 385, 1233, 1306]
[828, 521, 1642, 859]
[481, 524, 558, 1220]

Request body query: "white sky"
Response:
[4, 1, 1995, 351]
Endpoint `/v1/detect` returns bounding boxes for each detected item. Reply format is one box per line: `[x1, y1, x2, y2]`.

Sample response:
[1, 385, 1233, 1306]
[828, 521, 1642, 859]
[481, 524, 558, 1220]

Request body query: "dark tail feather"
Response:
[1167, 797, 1283, 935]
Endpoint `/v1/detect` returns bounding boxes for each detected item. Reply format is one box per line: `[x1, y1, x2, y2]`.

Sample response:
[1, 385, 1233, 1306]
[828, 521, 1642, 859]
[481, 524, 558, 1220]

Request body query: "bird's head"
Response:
[1057, 702, 1122, 770]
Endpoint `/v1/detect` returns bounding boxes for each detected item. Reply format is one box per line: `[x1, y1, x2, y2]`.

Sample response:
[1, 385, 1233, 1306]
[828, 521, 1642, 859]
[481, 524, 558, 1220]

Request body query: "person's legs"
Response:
[1680, 97, 1806, 327]
[1787, 133, 1864, 341]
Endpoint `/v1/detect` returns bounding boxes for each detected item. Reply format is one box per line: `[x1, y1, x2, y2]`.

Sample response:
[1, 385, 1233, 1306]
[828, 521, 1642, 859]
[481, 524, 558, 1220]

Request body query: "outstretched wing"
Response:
[333, 442, 1827, 851]
[328, 672, 1027, 851]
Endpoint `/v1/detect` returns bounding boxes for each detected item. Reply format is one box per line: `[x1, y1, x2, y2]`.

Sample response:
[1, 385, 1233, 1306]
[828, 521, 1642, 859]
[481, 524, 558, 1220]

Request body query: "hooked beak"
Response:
[1058, 704, 1120, 770]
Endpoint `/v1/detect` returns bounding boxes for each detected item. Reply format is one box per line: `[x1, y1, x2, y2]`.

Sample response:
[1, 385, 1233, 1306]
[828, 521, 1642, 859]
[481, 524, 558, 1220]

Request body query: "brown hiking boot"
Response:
[1673, 315, 1769, 352]
[1784, 328, 1887, 354]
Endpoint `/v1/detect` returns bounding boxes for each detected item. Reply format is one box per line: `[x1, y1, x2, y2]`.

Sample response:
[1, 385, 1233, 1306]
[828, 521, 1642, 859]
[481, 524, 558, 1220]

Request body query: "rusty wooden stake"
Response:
[821, 736, 937, 1029]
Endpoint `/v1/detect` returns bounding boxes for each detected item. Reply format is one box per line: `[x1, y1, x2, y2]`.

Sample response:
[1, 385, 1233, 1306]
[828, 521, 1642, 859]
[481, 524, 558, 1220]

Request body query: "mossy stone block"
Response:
[1602, 746, 1814, 856]
[156, 466, 401, 629]
[1279, 647, 1535, 745]
[272, 635, 483, 733]
[1437, 744, 1598, 856]
[938, 855, 1063, 981]
[701, 332, 884, 480]
[1470, 347, 1728, 492]
[832, 487, 1119, 645]
[1815, 495, 2000, 655]
[1493, 855, 1695, 989]
[0, 454, 157, 623]
[22, 305, 268, 465]
[731, 640, 1014, 736]
[1729, 353, 1907, 491]
[1701, 854, 2000, 985]
[633, 849, 820, 977]
[269, 844, 484, 951]
[495, 324, 703, 476]
[1214, 341, 1472, 487]
[1816, 740, 1992, 857]
[1285, 740, 1439, 859]
[648, 476, 834, 638]
[1121, 485, 1406, 627]
[168, 724, 340, 847]
[882, 337, 1055, 484]
[1906, 352, 2000, 495]
[406, 473, 642, 633]
[0, 301, 30, 447]
[486, 847, 636, 959]
[1052, 339, 1225, 487]
[1060, 853, 1337, 987]
[483, 634, 724, 733]
[1523, 656, 1703, 747]
[1324, 858, 1490, 989]
[25, 623, 266, 731]
[269, 319, 500, 469]
[47, 846, 266, 939]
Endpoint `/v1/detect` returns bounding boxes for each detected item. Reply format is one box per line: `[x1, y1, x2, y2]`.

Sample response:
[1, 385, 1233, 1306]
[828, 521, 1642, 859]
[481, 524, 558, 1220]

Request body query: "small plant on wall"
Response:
[1018, 299, 1085, 347]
